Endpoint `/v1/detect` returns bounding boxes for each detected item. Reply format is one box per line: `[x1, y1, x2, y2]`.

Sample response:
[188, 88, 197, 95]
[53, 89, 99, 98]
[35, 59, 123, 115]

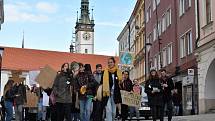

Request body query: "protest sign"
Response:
[120, 90, 141, 107]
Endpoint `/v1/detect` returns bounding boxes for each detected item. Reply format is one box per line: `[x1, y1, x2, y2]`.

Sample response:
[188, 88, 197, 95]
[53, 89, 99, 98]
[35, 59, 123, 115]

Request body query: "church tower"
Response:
[75, 0, 95, 54]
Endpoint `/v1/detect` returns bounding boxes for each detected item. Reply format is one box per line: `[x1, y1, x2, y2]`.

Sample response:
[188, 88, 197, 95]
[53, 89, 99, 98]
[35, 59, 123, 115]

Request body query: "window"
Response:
[180, 0, 191, 16]
[153, 26, 157, 41]
[158, 20, 162, 36]
[149, 7, 152, 20]
[179, 0, 185, 16]
[153, 0, 160, 11]
[180, 36, 186, 58]
[154, 56, 158, 70]
[162, 48, 167, 67]
[166, 8, 171, 27]
[146, 9, 149, 23]
[167, 44, 173, 64]
[187, 31, 193, 54]
[146, 6, 151, 23]
[153, 0, 156, 11]
[85, 49, 88, 54]
[206, 0, 212, 24]
[162, 15, 166, 32]
[158, 54, 161, 70]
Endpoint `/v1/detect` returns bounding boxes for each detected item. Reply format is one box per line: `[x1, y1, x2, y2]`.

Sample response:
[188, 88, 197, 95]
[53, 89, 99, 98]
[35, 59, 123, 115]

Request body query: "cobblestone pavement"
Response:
[171, 113, 215, 121]
[125, 113, 215, 121]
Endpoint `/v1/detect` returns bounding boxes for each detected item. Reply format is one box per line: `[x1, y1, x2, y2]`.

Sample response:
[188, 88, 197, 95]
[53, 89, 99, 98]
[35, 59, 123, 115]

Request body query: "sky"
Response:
[0, 0, 136, 56]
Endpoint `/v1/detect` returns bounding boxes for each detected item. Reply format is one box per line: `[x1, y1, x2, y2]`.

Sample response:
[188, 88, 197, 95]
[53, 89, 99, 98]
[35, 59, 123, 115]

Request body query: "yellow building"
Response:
[133, 0, 145, 83]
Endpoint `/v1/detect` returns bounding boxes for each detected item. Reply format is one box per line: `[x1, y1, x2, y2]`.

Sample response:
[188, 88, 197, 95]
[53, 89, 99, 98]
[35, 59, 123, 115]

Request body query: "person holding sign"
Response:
[145, 69, 164, 121]
[52, 63, 73, 121]
[74, 63, 98, 121]
[120, 70, 133, 121]
[101, 57, 122, 121]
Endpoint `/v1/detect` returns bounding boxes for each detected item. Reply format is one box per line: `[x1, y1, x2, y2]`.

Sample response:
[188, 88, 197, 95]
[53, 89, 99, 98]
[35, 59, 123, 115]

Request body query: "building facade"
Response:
[133, 0, 145, 83]
[196, 0, 215, 114]
[145, 0, 198, 115]
[75, 0, 95, 54]
[117, 0, 145, 82]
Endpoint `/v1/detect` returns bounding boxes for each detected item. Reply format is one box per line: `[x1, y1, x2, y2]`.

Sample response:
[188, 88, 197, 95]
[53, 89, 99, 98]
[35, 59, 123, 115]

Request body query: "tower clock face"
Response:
[82, 32, 91, 40]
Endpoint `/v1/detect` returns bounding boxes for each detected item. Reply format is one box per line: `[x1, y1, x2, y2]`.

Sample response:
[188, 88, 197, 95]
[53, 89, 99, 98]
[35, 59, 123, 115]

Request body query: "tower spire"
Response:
[79, 0, 90, 24]
[22, 30, 24, 48]
[91, 7, 94, 24]
[76, 11, 79, 23]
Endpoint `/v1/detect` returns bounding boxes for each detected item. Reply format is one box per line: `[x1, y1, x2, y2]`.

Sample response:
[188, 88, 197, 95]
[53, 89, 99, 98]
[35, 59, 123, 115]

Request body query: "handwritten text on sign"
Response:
[120, 90, 141, 107]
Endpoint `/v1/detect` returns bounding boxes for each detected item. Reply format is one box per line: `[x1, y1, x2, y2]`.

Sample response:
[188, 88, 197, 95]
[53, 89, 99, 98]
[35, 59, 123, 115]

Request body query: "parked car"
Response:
[139, 85, 151, 119]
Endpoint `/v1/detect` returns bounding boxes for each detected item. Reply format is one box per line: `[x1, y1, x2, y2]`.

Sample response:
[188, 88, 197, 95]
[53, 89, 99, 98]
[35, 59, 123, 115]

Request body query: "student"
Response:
[53, 63, 73, 121]
[101, 57, 122, 121]
[145, 69, 164, 121]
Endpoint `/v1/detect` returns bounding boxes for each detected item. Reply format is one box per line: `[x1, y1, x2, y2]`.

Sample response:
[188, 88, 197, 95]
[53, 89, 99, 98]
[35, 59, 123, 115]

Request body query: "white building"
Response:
[196, 0, 215, 114]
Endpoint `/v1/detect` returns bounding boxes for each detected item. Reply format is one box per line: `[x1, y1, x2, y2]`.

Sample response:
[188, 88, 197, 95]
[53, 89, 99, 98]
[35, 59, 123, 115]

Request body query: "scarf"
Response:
[103, 66, 122, 97]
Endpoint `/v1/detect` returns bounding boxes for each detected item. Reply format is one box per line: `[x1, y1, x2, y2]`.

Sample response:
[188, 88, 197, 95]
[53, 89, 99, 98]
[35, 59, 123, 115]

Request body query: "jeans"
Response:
[174, 106, 179, 116]
[4, 101, 13, 121]
[38, 98, 43, 120]
[14, 104, 23, 121]
[106, 96, 116, 121]
[79, 98, 92, 121]
[129, 106, 140, 119]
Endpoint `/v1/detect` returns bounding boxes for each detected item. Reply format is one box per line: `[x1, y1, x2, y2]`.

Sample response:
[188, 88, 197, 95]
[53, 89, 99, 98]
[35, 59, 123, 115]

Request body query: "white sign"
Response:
[183, 76, 194, 86]
[188, 69, 194, 76]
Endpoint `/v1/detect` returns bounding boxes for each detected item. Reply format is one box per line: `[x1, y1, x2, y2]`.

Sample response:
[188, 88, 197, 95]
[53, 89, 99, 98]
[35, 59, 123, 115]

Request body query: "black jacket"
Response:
[160, 76, 174, 101]
[53, 72, 73, 103]
[14, 84, 27, 105]
[101, 71, 122, 104]
[75, 72, 98, 100]
[4, 87, 17, 102]
[145, 78, 163, 106]
[121, 79, 133, 92]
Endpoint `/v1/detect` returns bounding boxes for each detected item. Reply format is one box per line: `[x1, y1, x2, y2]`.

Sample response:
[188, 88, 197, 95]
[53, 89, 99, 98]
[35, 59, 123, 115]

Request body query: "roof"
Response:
[1, 47, 118, 71]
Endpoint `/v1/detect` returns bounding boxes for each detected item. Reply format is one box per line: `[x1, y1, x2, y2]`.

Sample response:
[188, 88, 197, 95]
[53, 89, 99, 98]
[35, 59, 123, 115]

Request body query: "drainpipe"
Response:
[144, 0, 147, 81]
[195, 0, 200, 115]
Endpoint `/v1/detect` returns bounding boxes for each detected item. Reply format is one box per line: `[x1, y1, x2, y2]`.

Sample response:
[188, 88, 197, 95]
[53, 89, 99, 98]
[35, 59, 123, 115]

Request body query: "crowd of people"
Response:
[0, 57, 181, 121]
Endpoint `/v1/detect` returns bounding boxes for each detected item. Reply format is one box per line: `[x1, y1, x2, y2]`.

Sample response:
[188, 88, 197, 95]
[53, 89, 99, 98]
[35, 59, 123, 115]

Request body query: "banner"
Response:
[120, 90, 141, 107]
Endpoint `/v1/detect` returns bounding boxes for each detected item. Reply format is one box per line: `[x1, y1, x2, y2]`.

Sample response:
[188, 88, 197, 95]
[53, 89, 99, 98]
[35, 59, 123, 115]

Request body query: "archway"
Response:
[205, 59, 215, 112]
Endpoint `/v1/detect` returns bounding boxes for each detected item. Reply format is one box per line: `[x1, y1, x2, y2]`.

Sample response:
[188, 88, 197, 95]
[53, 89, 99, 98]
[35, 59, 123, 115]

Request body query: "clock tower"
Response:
[75, 0, 95, 54]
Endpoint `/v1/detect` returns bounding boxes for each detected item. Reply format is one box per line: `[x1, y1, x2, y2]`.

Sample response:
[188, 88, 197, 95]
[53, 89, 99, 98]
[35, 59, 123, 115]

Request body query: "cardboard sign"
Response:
[10, 70, 25, 83]
[120, 90, 141, 107]
[25, 91, 38, 107]
[35, 65, 57, 89]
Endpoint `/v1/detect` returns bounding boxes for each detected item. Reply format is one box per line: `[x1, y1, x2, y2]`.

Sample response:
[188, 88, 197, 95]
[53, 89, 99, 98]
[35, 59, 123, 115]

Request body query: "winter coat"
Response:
[160, 76, 174, 101]
[101, 71, 122, 104]
[121, 79, 133, 92]
[74, 72, 98, 100]
[14, 84, 27, 105]
[53, 72, 73, 103]
[145, 78, 163, 106]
